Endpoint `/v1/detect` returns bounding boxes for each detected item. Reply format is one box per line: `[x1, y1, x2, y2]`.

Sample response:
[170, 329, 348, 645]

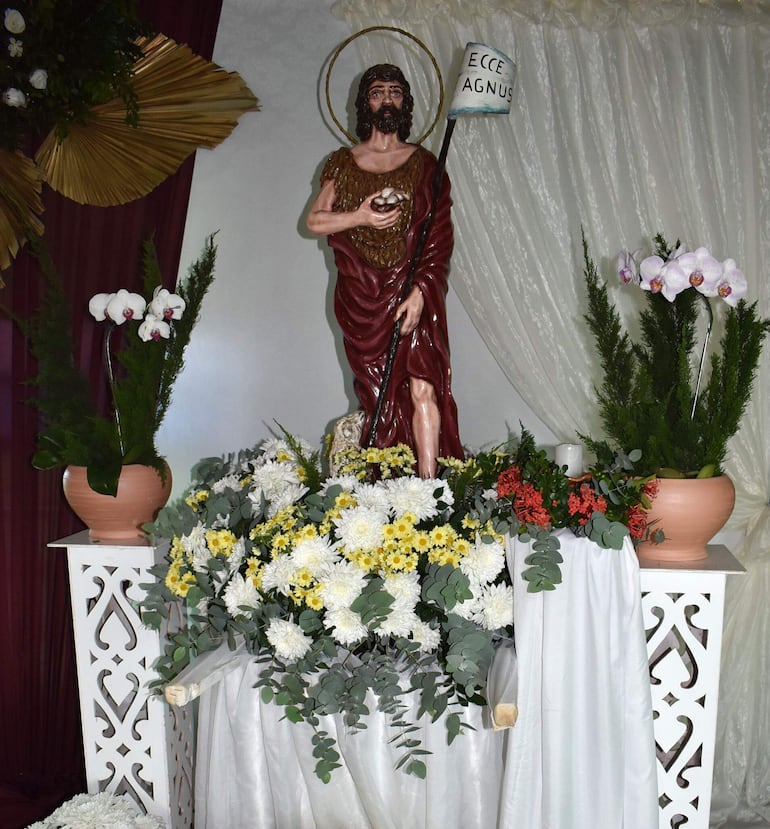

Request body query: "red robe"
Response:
[321, 145, 463, 460]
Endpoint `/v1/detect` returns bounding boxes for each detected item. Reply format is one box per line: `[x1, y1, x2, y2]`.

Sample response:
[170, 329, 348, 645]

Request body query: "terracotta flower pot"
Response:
[63, 463, 172, 542]
[636, 475, 735, 562]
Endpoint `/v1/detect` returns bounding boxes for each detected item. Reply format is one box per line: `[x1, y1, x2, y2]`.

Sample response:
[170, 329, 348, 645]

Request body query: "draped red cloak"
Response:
[322, 145, 463, 460]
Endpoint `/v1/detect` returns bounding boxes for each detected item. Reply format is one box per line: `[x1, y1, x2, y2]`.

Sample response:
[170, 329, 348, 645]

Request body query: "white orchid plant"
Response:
[25, 236, 216, 496]
[582, 232, 769, 478]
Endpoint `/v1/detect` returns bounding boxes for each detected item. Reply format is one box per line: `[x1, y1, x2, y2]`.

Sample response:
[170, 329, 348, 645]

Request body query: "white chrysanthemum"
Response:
[211, 473, 242, 494]
[257, 437, 291, 460]
[476, 583, 514, 630]
[223, 574, 260, 618]
[227, 537, 246, 568]
[260, 556, 299, 596]
[460, 538, 506, 585]
[385, 476, 439, 521]
[383, 570, 420, 610]
[26, 792, 164, 829]
[321, 474, 359, 494]
[410, 620, 441, 653]
[326, 607, 368, 646]
[248, 460, 308, 517]
[250, 459, 301, 495]
[266, 618, 312, 662]
[266, 481, 309, 518]
[258, 436, 315, 463]
[290, 535, 338, 577]
[453, 594, 482, 622]
[333, 505, 387, 552]
[378, 607, 419, 638]
[351, 481, 391, 512]
[317, 560, 367, 610]
[181, 523, 210, 572]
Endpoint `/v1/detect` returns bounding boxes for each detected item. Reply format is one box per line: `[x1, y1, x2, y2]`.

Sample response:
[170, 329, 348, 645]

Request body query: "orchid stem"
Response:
[691, 294, 714, 420]
[104, 324, 125, 456]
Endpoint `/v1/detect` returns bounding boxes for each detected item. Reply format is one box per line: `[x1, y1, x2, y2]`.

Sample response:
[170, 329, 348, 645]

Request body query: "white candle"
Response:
[555, 443, 583, 477]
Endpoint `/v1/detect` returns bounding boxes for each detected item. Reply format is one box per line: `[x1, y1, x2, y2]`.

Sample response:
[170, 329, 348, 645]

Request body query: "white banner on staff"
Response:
[448, 42, 516, 118]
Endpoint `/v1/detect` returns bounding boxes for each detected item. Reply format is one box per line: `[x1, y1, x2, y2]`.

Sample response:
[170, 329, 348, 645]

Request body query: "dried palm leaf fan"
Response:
[0, 149, 45, 277]
[35, 34, 260, 206]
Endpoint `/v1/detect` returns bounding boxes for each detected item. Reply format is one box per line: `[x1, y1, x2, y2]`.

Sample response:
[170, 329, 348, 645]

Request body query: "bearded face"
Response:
[355, 64, 414, 142]
[370, 103, 408, 136]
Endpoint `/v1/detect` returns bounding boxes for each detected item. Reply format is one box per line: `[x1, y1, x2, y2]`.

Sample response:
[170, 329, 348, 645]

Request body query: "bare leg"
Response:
[410, 377, 440, 479]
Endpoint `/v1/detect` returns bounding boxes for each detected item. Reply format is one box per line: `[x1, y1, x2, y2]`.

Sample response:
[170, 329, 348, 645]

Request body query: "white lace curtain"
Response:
[333, 1, 770, 824]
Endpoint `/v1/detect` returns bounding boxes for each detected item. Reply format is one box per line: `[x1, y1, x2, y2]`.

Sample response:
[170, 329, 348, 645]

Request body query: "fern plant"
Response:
[8, 234, 217, 495]
[581, 232, 770, 478]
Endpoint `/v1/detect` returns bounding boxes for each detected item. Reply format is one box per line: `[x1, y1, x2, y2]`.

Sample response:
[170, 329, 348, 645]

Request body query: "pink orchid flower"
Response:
[677, 247, 723, 297]
[639, 255, 689, 302]
[715, 259, 748, 307]
[138, 313, 171, 342]
[616, 250, 641, 285]
[148, 287, 186, 321]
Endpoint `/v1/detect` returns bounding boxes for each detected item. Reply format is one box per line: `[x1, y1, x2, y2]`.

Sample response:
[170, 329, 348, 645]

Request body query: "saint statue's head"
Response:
[355, 64, 414, 143]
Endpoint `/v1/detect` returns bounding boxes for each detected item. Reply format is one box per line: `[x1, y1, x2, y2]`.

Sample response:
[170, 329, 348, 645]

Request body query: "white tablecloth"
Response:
[193, 530, 658, 828]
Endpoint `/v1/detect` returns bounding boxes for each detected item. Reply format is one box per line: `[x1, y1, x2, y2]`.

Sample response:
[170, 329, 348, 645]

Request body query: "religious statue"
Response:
[306, 63, 463, 478]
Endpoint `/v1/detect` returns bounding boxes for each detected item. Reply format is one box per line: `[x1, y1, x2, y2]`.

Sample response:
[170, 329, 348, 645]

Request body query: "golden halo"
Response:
[325, 25, 444, 146]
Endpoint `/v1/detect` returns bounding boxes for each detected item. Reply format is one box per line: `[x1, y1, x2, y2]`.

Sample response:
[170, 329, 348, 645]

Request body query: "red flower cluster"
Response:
[497, 466, 551, 528]
[642, 479, 659, 499]
[567, 483, 608, 526]
[626, 504, 648, 540]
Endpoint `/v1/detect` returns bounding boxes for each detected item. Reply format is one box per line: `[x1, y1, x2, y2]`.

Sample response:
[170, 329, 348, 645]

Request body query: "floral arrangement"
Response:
[26, 792, 163, 829]
[1, 2, 147, 150]
[5, 235, 216, 496]
[141, 426, 654, 782]
[582, 232, 770, 478]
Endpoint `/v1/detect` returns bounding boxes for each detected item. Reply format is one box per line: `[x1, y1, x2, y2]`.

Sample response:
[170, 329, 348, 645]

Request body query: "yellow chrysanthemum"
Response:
[461, 515, 481, 530]
[382, 523, 397, 541]
[170, 537, 185, 562]
[335, 491, 357, 510]
[354, 549, 378, 571]
[290, 587, 307, 606]
[412, 531, 431, 553]
[392, 516, 414, 538]
[429, 526, 449, 547]
[270, 533, 291, 556]
[293, 567, 314, 588]
[306, 590, 324, 611]
[436, 548, 461, 568]
[427, 547, 445, 565]
[452, 537, 472, 557]
[184, 489, 210, 509]
[276, 449, 293, 463]
[165, 564, 183, 595]
[205, 528, 237, 557]
[385, 549, 409, 571]
[294, 524, 318, 541]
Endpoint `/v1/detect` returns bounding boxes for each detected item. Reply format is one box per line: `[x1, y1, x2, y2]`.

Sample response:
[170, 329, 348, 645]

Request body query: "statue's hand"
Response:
[358, 192, 402, 229]
[395, 286, 424, 336]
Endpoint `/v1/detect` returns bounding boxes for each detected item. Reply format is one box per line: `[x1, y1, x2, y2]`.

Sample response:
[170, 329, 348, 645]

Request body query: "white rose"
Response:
[29, 68, 47, 90]
[2, 87, 26, 108]
[4, 8, 25, 33]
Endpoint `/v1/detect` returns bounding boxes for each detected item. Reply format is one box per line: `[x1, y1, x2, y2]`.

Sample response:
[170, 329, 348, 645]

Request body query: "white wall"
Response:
[158, 0, 555, 494]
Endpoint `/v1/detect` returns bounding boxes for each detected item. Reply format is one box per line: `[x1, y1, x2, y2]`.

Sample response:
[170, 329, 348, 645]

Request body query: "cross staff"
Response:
[365, 43, 516, 450]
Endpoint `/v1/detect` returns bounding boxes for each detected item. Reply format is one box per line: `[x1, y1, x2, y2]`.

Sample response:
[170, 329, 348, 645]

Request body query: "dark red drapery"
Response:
[0, 3, 223, 825]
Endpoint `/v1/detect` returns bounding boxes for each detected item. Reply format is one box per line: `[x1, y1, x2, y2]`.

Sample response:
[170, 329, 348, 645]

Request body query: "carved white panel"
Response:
[52, 534, 194, 829]
[640, 565, 731, 829]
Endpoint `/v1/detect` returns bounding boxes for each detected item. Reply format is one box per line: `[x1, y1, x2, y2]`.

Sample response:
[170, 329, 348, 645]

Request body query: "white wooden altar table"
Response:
[51, 532, 743, 829]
